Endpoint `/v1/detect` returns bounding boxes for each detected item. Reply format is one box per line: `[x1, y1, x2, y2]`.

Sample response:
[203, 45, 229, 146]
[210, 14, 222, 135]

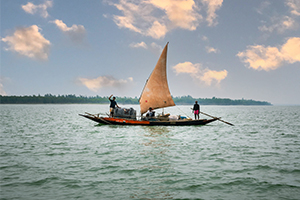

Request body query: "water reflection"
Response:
[142, 126, 170, 135]
[131, 126, 176, 199]
[139, 126, 173, 161]
[140, 126, 172, 148]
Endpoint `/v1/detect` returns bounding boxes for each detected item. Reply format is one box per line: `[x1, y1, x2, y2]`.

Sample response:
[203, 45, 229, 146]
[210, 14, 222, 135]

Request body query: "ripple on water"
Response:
[1, 105, 300, 199]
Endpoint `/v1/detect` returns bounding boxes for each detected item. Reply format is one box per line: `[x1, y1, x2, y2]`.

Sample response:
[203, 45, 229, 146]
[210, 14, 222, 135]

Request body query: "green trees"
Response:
[172, 96, 271, 105]
[0, 94, 271, 105]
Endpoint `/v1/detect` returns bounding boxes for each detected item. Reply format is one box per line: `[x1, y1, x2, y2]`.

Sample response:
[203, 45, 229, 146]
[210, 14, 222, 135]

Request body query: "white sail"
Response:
[139, 43, 175, 114]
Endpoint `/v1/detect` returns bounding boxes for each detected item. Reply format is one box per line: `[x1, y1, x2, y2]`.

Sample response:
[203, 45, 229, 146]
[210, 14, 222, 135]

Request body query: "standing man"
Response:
[108, 94, 120, 117]
[193, 101, 200, 120]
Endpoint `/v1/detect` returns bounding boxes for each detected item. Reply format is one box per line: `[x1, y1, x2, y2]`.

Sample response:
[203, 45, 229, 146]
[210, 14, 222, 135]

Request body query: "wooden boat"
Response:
[79, 113, 219, 126]
[80, 43, 232, 126]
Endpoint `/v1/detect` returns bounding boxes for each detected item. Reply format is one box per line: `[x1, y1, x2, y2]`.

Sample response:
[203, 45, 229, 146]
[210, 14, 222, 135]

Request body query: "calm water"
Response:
[1, 104, 300, 200]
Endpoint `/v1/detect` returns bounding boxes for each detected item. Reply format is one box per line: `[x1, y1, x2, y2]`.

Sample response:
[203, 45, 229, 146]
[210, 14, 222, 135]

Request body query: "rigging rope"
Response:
[175, 106, 193, 119]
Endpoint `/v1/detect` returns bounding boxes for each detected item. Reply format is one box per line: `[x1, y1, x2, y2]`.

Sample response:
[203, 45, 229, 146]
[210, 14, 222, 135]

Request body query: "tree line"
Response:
[0, 94, 271, 105]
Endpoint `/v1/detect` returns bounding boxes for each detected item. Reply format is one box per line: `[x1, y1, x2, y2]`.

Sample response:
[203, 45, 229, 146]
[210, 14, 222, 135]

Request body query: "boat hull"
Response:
[79, 114, 218, 126]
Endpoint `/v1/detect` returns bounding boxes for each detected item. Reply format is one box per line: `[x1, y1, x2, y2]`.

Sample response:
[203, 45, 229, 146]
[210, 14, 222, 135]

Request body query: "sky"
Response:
[1, 0, 300, 105]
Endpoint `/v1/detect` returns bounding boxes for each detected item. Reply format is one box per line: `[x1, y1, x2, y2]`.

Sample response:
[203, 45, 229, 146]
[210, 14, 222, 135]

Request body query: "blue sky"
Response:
[1, 0, 299, 105]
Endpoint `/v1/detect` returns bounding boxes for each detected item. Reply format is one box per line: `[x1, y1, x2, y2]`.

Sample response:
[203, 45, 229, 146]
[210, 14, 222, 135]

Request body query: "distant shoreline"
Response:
[0, 94, 272, 105]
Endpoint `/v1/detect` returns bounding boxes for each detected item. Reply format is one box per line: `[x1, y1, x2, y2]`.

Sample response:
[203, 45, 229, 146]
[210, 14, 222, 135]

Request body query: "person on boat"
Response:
[108, 94, 120, 117]
[193, 101, 200, 119]
[146, 107, 155, 118]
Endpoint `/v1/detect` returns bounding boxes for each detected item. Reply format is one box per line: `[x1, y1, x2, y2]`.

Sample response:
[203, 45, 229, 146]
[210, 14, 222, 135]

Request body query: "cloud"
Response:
[148, 0, 202, 30]
[259, 16, 297, 33]
[286, 0, 300, 16]
[130, 42, 148, 49]
[173, 61, 228, 85]
[237, 37, 300, 71]
[173, 62, 199, 74]
[113, 15, 142, 34]
[108, 0, 215, 39]
[202, 36, 220, 53]
[202, 0, 223, 26]
[237, 46, 282, 71]
[200, 69, 228, 85]
[258, 0, 299, 34]
[0, 79, 7, 96]
[150, 42, 163, 55]
[202, 35, 209, 41]
[206, 46, 219, 53]
[256, 1, 271, 15]
[1, 25, 51, 60]
[22, 0, 53, 18]
[281, 37, 300, 63]
[78, 76, 133, 92]
[146, 21, 168, 39]
[52, 19, 86, 43]
[0, 84, 6, 96]
[129, 41, 162, 54]
[0, 77, 11, 96]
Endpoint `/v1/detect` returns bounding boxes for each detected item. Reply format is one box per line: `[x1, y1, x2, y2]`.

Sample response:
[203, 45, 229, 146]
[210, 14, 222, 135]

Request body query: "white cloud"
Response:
[0, 83, 6, 96]
[0, 80, 7, 96]
[129, 41, 162, 54]
[146, 21, 168, 39]
[259, 15, 297, 33]
[281, 37, 300, 63]
[173, 62, 199, 74]
[286, 0, 300, 16]
[237, 46, 282, 71]
[199, 69, 228, 85]
[202, 35, 209, 41]
[202, 0, 223, 26]
[108, 0, 222, 39]
[173, 61, 228, 86]
[148, 0, 202, 30]
[0, 77, 11, 96]
[256, 1, 271, 15]
[237, 37, 300, 71]
[52, 19, 86, 43]
[150, 42, 163, 54]
[258, 0, 299, 34]
[22, 0, 53, 18]
[206, 46, 219, 53]
[130, 42, 148, 49]
[78, 76, 133, 92]
[1, 25, 51, 60]
[113, 15, 142, 34]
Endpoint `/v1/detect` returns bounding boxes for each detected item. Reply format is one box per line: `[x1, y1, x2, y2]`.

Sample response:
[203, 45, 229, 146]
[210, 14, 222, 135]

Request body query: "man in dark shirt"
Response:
[109, 94, 120, 117]
[193, 101, 200, 119]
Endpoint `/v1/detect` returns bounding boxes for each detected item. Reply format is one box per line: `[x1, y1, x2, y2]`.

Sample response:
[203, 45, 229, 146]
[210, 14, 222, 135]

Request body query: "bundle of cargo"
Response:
[113, 107, 136, 119]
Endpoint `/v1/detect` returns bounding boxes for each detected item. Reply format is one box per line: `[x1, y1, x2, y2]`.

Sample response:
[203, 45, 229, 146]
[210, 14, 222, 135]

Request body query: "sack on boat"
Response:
[114, 107, 136, 119]
[169, 115, 178, 121]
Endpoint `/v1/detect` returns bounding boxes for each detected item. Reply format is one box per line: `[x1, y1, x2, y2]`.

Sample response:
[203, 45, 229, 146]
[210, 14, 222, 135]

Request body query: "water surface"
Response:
[1, 105, 300, 199]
